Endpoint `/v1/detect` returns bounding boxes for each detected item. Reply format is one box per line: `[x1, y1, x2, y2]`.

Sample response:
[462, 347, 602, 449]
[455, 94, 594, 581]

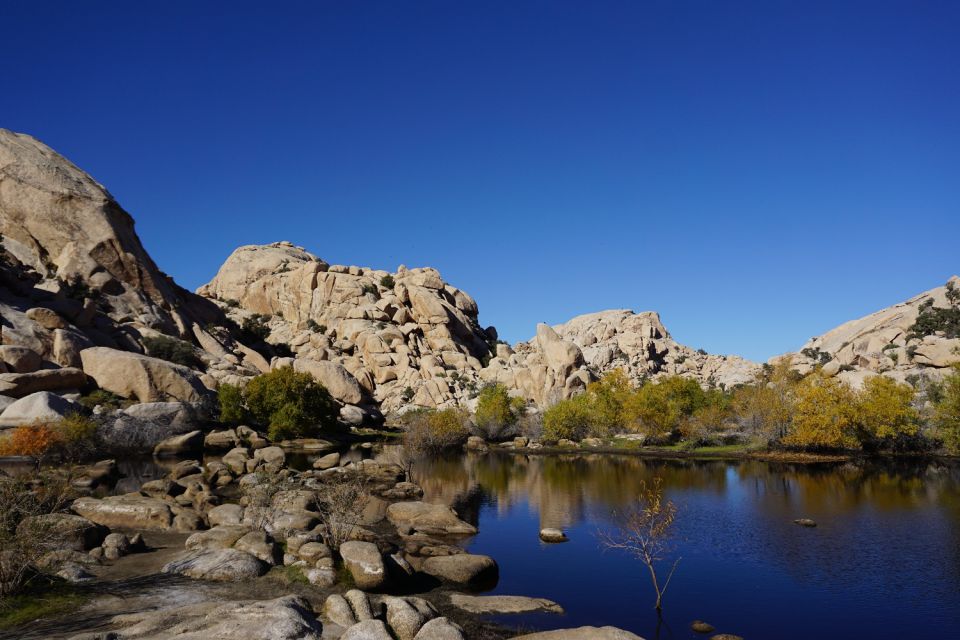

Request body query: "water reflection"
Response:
[400, 448, 960, 639]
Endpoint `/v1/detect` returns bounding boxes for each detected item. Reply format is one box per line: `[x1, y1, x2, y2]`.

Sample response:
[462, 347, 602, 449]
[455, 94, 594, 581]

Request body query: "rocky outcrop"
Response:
[483, 310, 760, 404]
[198, 242, 496, 412]
[774, 276, 960, 388]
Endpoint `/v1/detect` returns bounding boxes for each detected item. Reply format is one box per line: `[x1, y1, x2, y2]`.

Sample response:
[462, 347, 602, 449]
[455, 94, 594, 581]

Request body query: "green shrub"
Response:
[474, 384, 526, 440]
[361, 283, 379, 296]
[935, 366, 960, 454]
[218, 383, 247, 424]
[240, 314, 271, 344]
[380, 274, 395, 289]
[907, 283, 960, 340]
[78, 389, 128, 411]
[142, 335, 203, 370]
[220, 368, 338, 441]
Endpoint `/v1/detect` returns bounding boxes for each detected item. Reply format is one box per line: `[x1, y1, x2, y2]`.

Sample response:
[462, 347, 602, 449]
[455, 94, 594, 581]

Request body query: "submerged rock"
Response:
[448, 593, 563, 614]
[512, 627, 645, 639]
[793, 518, 817, 527]
[539, 527, 568, 543]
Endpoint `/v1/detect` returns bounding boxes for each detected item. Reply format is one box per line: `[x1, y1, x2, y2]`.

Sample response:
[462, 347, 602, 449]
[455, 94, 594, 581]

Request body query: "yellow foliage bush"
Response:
[783, 373, 859, 449]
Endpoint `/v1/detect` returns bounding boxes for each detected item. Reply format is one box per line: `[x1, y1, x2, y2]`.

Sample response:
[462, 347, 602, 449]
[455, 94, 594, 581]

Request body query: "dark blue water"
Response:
[414, 453, 960, 639]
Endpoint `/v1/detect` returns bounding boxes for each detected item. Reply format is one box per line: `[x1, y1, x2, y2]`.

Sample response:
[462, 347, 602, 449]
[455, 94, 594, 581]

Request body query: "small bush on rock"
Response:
[379, 274, 395, 289]
[142, 335, 203, 370]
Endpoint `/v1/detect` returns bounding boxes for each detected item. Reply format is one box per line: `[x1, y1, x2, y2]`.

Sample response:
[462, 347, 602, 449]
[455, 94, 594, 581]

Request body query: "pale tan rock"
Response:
[293, 359, 363, 404]
[80, 346, 209, 403]
[0, 367, 87, 398]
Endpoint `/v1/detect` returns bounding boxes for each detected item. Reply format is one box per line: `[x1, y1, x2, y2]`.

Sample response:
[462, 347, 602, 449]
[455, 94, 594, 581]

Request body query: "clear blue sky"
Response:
[3, 1, 958, 361]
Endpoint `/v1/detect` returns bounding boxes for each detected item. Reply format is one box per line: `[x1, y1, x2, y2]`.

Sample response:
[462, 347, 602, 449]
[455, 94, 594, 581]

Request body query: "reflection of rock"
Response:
[512, 627, 644, 639]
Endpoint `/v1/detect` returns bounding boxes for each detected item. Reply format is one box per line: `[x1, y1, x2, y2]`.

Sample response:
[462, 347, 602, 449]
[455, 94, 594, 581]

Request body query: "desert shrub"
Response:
[474, 384, 526, 440]
[0, 472, 76, 599]
[542, 394, 593, 441]
[361, 283, 379, 296]
[142, 335, 203, 370]
[401, 408, 470, 453]
[313, 473, 371, 552]
[77, 389, 128, 411]
[240, 470, 295, 531]
[0, 415, 98, 462]
[228, 367, 339, 441]
[0, 424, 61, 458]
[380, 274, 395, 289]
[306, 319, 323, 332]
[583, 369, 633, 436]
[907, 284, 960, 340]
[217, 383, 247, 424]
[240, 314, 271, 344]
[934, 366, 960, 454]
[401, 386, 415, 402]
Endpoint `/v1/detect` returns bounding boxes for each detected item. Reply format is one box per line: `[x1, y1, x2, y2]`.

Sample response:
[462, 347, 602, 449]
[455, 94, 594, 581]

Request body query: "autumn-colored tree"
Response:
[934, 366, 960, 454]
[682, 389, 733, 443]
[732, 359, 798, 441]
[598, 478, 680, 613]
[542, 394, 593, 441]
[583, 369, 633, 436]
[856, 375, 919, 446]
[784, 373, 859, 449]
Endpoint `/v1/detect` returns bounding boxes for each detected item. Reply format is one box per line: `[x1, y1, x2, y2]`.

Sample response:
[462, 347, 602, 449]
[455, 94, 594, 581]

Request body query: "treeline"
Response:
[543, 363, 960, 453]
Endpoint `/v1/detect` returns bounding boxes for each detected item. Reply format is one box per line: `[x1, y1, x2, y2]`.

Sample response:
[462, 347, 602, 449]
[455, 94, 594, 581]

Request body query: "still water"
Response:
[411, 451, 960, 640]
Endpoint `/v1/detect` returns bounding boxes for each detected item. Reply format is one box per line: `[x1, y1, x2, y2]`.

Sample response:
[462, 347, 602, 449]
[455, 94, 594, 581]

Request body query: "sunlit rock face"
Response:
[772, 276, 960, 389]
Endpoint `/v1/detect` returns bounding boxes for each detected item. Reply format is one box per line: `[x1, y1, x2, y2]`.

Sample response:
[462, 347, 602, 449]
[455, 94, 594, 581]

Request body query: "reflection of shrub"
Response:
[219, 368, 339, 441]
[401, 408, 469, 453]
[142, 335, 203, 370]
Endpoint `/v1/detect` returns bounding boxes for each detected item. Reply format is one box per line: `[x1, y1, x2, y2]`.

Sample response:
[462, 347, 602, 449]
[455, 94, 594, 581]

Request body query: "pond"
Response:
[409, 450, 960, 640]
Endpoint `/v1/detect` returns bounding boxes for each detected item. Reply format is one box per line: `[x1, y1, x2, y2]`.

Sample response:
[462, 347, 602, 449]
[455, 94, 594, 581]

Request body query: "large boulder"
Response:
[339, 540, 386, 590]
[80, 347, 209, 403]
[0, 345, 42, 373]
[341, 619, 394, 640]
[162, 548, 269, 581]
[71, 494, 173, 530]
[293, 359, 363, 405]
[97, 401, 205, 452]
[421, 554, 498, 586]
[386, 502, 477, 536]
[413, 618, 466, 640]
[0, 391, 82, 427]
[0, 367, 87, 398]
[18, 513, 108, 552]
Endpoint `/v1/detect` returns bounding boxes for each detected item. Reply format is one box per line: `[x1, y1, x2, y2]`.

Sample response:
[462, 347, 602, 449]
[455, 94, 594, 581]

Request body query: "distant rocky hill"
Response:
[773, 276, 960, 387]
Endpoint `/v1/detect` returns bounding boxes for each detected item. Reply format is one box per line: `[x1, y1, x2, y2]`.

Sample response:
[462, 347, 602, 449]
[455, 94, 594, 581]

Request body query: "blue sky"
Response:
[2, 1, 958, 361]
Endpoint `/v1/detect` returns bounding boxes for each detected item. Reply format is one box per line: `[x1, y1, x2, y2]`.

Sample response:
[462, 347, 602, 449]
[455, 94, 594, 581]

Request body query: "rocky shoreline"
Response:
[3, 429, 651, 640]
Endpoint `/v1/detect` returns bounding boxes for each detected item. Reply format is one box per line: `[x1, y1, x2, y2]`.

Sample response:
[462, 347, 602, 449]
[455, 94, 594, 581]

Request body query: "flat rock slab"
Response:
[386, 501, 477, 536]
[162, 548, 268, 581]
[421, 554, 497, 586]
[448, 593, 563, 614]
[72, 494, 173, 530]
[67, 595, 322, 639]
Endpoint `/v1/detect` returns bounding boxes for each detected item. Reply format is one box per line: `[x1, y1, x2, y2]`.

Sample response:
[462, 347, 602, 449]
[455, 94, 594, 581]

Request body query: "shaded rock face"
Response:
[774, 275, 960, 389]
